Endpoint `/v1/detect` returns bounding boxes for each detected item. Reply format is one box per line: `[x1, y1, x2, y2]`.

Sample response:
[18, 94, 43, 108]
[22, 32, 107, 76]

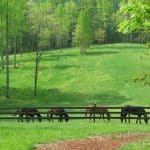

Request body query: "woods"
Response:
[0, 0, 149, 97]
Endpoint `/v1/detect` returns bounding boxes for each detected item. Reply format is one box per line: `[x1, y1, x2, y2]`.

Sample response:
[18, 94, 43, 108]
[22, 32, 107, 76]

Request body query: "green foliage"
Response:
[146, 42, 150, 48]
[74, 9, 92, 54]
[95, 28, 105, 44]
[118, 0, 150, 34]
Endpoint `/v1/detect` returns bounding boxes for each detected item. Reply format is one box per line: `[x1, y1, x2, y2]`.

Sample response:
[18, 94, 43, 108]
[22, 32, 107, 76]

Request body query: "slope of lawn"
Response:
[0, 43, 150, 107]
[0, 44, 150, 150]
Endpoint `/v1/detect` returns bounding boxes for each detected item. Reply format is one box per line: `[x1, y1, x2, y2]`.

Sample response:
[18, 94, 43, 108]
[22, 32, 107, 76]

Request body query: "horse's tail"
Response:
[85, 109, 88, 117]
[107, 111, 111, 121]
[13, 109, 22, 116]
[37, 113, 42, 122]
[120, 108, 125, 123]
[47, 111, 50, 121]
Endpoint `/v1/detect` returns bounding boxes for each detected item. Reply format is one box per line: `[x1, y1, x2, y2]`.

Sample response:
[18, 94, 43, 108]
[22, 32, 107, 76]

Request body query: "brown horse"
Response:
[85, 106, 110, 121]
[13, 108, 42, 122]
[47, 108, 69, 122]
[120, 105, 148, 124]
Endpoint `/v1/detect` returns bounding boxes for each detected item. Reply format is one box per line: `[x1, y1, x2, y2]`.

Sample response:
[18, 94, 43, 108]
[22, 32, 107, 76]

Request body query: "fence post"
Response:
[93, 103, 96, 123]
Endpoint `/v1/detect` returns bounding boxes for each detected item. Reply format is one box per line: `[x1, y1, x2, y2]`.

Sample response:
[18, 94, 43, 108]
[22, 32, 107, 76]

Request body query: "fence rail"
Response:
[0, 106, 150, 122]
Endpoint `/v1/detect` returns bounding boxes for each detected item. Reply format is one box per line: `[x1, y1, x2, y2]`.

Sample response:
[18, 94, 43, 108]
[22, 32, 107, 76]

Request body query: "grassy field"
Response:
[0, 43, 150, 107]
[0, 120, 150, 150]
[121, 137, 150, 150]
[0, 43, 150, 150]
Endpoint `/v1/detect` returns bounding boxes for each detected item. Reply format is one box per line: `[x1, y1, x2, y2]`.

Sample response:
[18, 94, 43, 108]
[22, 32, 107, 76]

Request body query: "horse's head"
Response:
[107, 113, 111, 121]
[64, 115, 69, 122]
[120, 108, 127, 123]
[144, 113, 148, 124]
[13, 110, 20, 116]
[37, 112, 42, 122]
[38, 117, 42, 122]
[63, 111, 69, 122]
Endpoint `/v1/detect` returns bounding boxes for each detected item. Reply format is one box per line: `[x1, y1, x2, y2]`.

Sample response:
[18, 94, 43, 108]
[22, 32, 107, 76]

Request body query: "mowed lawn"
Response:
[0, 43, 150, 106]
[0, 44, 150, 150]
[0, 121, 150, 150]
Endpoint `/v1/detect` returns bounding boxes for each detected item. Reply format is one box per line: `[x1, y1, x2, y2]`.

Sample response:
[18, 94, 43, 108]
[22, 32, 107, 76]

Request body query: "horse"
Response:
[85, 106, 111, 121]
[47, 108, 69, 122]
[13, 108, 42, 122]
[120, 105, 148, 124]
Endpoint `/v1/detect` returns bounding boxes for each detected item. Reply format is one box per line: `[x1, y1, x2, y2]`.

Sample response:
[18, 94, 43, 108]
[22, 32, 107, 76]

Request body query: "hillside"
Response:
[0, 44, 150, 107]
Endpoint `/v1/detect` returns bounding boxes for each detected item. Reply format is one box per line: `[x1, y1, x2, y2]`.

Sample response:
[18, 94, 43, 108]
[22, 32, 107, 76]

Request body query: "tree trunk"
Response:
[20, 37, 23, 57]
[5, 0, 10, 98]
[1, 49, 5, 69]
[34, 49, 39, 96]
[0, 16, 5, 69]
[14, 36, 17, 68]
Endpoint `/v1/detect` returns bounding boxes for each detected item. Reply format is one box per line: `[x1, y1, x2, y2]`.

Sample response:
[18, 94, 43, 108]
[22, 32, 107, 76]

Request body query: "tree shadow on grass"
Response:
[86, 51, 118, 56]
[93, 92, 130, 105]
[0, 86, 130, 107]
[52, 64, 79, 70]
[42, 53, 77, 62]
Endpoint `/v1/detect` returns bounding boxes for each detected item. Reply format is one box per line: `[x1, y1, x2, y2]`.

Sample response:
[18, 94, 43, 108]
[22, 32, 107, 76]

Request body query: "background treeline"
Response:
[0, 0, 149, 55]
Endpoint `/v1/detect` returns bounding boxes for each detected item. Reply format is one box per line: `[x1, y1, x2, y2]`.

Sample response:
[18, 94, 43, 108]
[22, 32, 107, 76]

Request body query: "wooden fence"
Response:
[0, 106, 150, 122]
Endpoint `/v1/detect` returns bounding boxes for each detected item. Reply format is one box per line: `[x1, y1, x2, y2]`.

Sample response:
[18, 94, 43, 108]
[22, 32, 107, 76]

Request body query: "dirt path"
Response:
[36, 133, 150, 150]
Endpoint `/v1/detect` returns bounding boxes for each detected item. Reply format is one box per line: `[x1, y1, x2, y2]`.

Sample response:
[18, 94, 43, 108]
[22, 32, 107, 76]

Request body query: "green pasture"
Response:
[0, 44, 150, 149]
[0, 43, 150, 107]
[121, 137, 150, 150]
[0, 120, 150, 150]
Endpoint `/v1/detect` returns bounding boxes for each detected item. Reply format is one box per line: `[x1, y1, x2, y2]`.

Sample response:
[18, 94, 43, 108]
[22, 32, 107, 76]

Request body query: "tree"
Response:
[118, 0, 150, 43]
[95, 28, 105, 45]
[26, 0, 53, 96]
[74, 0, 93, 54]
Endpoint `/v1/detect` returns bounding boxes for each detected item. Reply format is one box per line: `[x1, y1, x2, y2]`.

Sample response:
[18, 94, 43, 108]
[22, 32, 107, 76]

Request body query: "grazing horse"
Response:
[13, 108, 42, 122]
[120, 105, 148, 124]
[47, 108, 69, 122]
[85, 106, 111, 121]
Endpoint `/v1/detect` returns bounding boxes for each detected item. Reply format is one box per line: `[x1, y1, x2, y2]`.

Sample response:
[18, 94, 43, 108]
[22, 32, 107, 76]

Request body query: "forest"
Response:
[0, 0, 150, 97]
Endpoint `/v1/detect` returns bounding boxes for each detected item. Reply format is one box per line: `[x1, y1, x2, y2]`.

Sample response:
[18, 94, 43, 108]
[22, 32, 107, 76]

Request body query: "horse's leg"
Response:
[107, 113, 110, 121]
[89, 113, 92, 121]
[47, 113, 51, 122]
[136, 115, 139, 124]
[58, 115, 61, 122]
[60, 115, 63, 122]
[103, 113, 105, 121]
[128, 113, 130, 123]
[125, 114, 127, 123]
[120, 113, 123, 123]
[26, 115, 31, 122]
[47, 113, 50, 122]
[50, 113, 53, 122]
[32, 115, 34, 122]
[18, 115, 21, 122]
[25, 115, 28, 122]
[21, 115, 23, 122]
[99, 113, 101, 120]
[140, 114, 142, 124]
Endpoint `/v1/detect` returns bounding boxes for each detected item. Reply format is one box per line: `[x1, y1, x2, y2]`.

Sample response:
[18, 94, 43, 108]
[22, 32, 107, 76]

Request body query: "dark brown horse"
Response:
[47, 108, 69, 122]
[13, 108, 42, 122]
[121, 105, 148, 124]
[85, 106, 110, 121]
